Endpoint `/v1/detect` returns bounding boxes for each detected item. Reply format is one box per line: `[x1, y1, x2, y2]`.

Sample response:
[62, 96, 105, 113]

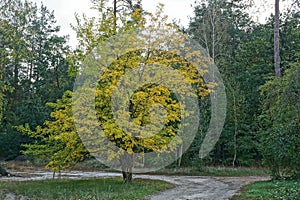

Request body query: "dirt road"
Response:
[0, 170, 269, 200]
[138, 175, 269, 200]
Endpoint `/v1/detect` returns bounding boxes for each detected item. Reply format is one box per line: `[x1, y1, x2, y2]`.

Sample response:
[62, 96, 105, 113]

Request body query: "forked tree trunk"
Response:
[120, 152, 133, 183]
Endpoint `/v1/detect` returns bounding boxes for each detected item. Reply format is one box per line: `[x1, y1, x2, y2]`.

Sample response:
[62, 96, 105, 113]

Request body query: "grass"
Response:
[0, 178, 173, 200]
[147, 166, 268, 177]
[231, 179, 300, 200]
[2, 160, 268, 177]
[75, 159, 268, 176]
[3, 160, 268, 177]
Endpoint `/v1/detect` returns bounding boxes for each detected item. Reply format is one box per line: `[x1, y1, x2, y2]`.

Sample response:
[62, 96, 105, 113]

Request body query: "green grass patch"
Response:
[231, 179, 300, 200]
[0, 178, 173, 200]
[150, 166, 268, 177]
[2, 160, 268, 177]
[69, 159, 269, 177]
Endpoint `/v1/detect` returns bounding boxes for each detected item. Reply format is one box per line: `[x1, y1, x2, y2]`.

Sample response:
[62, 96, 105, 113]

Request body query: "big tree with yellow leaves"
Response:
[21, 1, 212, 183]
[70, 2, 212, 182]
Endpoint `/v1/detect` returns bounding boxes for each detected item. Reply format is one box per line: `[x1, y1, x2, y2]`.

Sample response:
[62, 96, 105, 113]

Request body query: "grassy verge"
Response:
[231, 179, 300, 200]
[147, 166, 268, 177]
[75, 159, 268, 176]
[0, 178, 173, 200]
[2, 160, 268, 177]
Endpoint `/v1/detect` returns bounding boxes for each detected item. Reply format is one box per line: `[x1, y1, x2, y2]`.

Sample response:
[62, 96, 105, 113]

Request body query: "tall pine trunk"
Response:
[113, 0, 117, 33]
[274, 0, 281, 77]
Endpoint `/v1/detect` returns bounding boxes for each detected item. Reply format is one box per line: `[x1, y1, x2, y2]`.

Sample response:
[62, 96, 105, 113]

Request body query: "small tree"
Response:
[19, 91, 88, 177]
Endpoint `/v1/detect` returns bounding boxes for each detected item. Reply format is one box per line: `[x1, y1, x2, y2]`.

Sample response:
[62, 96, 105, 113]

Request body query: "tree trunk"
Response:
[232, 90, 237, 168]
[113, 0, 117, 33]
[120, 152, 133, 183]
[0, 165, 9, 176]
[177, 144, 183, 167]
[274, 0, 281, 77]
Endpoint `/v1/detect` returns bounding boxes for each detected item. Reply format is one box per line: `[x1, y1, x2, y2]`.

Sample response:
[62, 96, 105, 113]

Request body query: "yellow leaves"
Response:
[20, 91, 89, 172]
[93, 30, 210, 159]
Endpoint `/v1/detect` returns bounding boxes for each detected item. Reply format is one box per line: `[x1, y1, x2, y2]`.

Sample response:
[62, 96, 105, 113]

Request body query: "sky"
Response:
[29, 0, 195, 47]
[29, 0, 294, 48]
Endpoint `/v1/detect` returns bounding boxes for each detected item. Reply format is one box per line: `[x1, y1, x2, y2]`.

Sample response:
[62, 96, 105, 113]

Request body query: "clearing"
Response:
[0, 169, 269, 200]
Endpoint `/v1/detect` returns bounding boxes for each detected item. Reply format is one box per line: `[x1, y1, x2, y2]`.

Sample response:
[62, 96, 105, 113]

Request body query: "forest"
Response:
[0, 0, 299, 183]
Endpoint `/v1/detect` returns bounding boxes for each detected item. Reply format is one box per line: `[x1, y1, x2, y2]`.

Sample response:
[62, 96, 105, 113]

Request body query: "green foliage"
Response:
[259, 63, 300, 179]
[188, 0, 300, 170]
[189, 0, 252, 62]
[232, 179, 300, 200]
[188, 0, 259, 167]
[0, 0, 73, 159]
[230, 15, 299, 169]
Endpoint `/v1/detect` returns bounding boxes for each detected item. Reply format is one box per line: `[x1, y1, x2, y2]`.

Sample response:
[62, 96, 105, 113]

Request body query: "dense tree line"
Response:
[0, 0, 72, 169]
[185, 0, 299, 178]
[0, 0, 299, 180]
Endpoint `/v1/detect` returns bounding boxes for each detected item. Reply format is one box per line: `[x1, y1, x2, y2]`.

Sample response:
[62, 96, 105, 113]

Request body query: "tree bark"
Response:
[120, 152, 133, 183]
[232, 90, 237, 168]
[274, 0, 281, 77]
[113, 0, 117, 33]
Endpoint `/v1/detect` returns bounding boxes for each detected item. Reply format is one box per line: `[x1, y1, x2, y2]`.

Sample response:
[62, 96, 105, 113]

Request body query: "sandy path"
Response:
[138, 175, 269, 200]
[0, 170, 269, 200]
